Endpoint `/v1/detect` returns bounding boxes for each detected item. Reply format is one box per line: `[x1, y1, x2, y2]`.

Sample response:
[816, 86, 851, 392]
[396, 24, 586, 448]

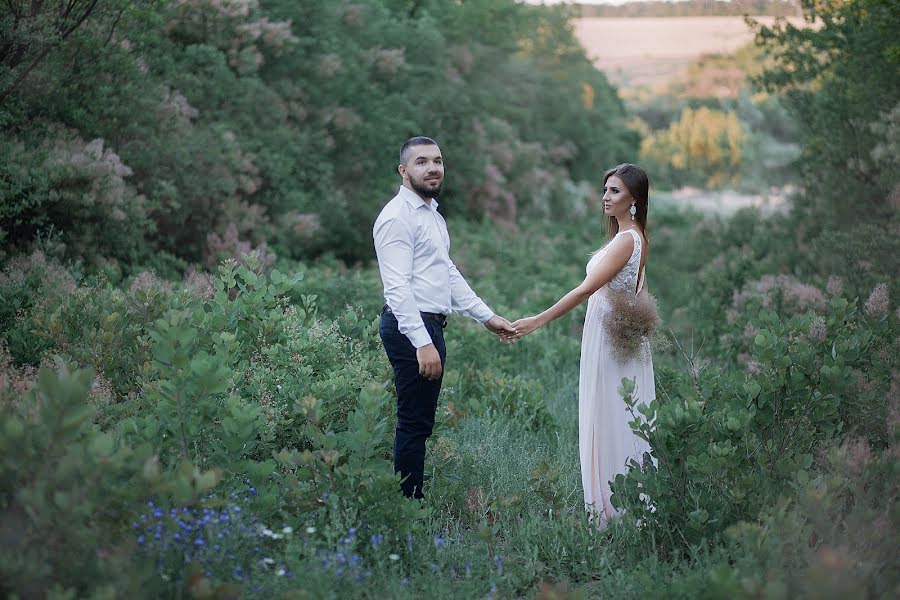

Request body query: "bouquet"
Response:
[603, 289, 663, 364]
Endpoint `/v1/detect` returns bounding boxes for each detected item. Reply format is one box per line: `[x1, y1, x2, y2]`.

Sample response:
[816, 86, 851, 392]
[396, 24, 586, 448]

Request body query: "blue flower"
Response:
[434, 535, 445, 549]
[400, 578, 409, 586]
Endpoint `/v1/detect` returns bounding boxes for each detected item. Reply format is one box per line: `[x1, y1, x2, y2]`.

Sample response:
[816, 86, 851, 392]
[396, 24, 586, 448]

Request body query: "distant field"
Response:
[573, 16, 809, 87]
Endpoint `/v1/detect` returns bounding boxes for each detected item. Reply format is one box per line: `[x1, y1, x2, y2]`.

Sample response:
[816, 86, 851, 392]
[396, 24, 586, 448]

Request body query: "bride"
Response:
[512, 163, 655, 527]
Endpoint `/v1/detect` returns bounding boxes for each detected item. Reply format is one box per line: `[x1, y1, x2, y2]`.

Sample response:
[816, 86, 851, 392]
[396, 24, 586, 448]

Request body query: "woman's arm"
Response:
[513, 234, 634, 336]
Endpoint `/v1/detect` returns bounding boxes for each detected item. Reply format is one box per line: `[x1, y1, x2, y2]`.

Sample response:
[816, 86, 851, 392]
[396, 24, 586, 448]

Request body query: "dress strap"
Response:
[625, 229, 645, 295]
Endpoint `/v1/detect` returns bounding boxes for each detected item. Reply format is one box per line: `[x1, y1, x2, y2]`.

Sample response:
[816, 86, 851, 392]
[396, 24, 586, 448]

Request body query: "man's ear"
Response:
[398, 164, 407, 179]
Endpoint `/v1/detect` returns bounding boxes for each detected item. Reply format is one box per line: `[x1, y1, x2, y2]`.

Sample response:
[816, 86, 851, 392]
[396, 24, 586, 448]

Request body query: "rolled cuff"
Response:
[467, 303, 495, 324]
[405, 325, 434, 349]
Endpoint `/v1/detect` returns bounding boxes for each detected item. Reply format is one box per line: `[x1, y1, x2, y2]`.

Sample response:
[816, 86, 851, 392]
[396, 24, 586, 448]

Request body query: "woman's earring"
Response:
[630, 201, 637, 220]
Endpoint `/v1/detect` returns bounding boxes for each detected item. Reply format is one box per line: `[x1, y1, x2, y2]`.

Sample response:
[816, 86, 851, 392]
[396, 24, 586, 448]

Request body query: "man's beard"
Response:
[410, 177, 442, 199]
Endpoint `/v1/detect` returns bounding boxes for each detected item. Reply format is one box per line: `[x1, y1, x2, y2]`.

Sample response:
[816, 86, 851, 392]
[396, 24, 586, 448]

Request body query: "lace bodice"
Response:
[588, 229, 645, 294]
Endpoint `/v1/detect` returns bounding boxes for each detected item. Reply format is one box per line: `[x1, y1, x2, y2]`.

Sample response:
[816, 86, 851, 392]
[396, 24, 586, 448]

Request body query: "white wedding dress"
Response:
[578, 228, 655, 527]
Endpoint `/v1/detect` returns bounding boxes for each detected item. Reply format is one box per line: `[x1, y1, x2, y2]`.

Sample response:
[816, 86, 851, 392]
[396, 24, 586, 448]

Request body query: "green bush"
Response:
[613, 294, 896, 556]
[0, 364, 163, 598]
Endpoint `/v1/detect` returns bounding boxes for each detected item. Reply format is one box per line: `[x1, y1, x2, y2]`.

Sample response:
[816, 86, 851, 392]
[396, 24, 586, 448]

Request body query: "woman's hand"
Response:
[511, 316, 542, 338]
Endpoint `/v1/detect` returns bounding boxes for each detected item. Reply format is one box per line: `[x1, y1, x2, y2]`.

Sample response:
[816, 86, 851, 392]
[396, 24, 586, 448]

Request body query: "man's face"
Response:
[399, 144, 444, 200]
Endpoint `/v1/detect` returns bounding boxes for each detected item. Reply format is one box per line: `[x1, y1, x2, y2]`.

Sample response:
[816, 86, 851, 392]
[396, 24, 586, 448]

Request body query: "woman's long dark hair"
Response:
[603, 163, 650, 292]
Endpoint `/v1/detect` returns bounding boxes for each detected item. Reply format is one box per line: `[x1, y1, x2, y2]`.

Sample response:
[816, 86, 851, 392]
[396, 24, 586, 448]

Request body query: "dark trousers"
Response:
[379, 309, 447, 499]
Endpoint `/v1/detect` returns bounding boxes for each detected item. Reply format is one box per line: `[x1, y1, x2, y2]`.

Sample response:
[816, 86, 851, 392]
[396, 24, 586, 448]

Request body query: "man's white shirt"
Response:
[373, 185, 494, 348]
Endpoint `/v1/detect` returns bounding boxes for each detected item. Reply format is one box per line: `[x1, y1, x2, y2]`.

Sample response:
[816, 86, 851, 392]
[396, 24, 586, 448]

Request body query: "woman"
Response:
[512, 163, 655, 527]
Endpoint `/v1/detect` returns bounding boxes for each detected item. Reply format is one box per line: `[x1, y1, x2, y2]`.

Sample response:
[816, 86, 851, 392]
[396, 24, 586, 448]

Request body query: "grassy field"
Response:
[573, 16, 808, 87]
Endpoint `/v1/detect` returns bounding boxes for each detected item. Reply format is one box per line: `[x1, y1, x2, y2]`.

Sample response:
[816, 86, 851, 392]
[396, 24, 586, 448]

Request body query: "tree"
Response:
[752, 0, 900, 224]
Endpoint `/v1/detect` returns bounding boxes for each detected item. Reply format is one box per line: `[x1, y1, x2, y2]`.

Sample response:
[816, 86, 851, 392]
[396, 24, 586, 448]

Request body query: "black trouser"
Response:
[379, 306, 447, 499]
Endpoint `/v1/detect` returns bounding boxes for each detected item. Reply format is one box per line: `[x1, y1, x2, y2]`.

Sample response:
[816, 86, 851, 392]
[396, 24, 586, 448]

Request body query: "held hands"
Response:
[484, 314, 518, 343]
[510, 316, 542, 339]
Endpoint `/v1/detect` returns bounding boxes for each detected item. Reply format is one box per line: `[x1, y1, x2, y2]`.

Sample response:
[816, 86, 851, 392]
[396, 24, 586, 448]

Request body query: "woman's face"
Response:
[602, 175, 633, 221]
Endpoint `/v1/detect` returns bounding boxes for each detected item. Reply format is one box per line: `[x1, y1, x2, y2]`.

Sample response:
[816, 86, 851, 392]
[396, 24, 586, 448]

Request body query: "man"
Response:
[374, 136, 517, 499]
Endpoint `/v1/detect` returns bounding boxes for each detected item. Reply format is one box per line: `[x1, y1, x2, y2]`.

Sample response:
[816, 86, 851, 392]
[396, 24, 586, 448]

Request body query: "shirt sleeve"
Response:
[373, 216, 433, 348]
[448, 258, 494, 323]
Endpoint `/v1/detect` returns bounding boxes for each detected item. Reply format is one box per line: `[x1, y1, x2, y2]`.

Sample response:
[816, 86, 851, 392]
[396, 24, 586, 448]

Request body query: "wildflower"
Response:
[306, 526, 316, 534]
[282, 526, 293, 535]
[276, 568, 286, 576]
[262, 557, 275, 565]
[808, 316, 827, 343]
[400, 578, 409, 585]
[388, 554, 400, 561]
[434, 535, 445, 549]
[370, 534, 383, 548]
[406, 533, 413, 553]
[864, 283, 889, 317]
[826, 275, 844, 296]
[493, 555, 503, 575]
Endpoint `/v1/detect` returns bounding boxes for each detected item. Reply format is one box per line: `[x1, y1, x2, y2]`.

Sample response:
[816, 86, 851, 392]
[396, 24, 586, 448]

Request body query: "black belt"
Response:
[382, 304, 447, 328]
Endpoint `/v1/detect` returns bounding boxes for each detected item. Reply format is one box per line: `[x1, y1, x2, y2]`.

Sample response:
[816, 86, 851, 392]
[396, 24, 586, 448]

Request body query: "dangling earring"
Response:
[629, 201, 637, 221]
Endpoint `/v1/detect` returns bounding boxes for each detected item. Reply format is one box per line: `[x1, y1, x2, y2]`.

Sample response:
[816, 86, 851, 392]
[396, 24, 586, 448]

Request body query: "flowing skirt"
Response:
[578, 290, 654, 528]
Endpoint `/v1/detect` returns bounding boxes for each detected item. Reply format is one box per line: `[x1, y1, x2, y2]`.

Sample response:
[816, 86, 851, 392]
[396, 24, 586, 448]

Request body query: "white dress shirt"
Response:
[373, 185, 494, 348]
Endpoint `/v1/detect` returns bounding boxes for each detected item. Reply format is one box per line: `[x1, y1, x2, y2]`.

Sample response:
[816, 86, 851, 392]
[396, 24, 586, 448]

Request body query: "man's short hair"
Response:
[399, 136, 439, 165]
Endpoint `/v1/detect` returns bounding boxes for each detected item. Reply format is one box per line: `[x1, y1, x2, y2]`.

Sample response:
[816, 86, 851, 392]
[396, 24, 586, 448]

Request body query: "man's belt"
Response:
[382, 304, 447, 328]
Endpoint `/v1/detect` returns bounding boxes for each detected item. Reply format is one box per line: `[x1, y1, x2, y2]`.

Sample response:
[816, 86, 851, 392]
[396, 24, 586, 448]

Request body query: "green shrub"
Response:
[614, 295, 896, 556]
[0, 364, 162, 598]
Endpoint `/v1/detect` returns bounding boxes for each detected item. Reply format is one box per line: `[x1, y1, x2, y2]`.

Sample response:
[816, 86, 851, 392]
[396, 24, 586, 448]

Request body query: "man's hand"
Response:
[416, 343, 443, 380]
[484, 314, 518, 342]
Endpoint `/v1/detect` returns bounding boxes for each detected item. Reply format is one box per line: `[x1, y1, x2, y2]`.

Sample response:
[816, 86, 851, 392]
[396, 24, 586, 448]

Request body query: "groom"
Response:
[373, 136, 516, 499]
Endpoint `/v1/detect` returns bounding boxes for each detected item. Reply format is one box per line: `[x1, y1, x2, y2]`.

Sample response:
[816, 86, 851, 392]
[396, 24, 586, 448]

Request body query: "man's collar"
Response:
[398, 185, 438, 210]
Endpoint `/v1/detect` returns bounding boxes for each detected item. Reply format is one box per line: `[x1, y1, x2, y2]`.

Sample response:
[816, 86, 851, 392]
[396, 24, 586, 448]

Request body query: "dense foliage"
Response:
[753, 0, 900, 225]
[1, 0, 634, 269]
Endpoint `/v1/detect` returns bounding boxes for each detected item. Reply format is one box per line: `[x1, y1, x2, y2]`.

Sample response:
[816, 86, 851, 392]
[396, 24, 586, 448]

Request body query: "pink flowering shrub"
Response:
[864, 282, 889, 317]
[0, 342, 38, 401]
[732, 274, 827, 314]
[205, 223, 275, 271]
[0, 251, 77, 365]
[2, 129, 153, 265]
